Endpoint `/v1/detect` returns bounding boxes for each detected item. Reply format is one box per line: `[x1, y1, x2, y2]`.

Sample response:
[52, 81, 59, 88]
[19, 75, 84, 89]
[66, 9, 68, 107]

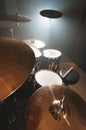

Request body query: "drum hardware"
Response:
[59, 66, 80, 86]
[48, 61, 58, 72]
[60, 66, 74, 78]
[49, 95, 70, 126]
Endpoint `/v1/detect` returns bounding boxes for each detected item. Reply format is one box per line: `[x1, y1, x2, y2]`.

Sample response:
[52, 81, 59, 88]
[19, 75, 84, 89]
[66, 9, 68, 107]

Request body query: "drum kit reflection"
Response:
[0, 12, 86, 130]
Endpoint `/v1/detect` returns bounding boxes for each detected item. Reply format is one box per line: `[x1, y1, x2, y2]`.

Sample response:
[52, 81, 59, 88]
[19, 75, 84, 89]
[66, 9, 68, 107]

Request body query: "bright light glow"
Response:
[40, 17, 52, 27]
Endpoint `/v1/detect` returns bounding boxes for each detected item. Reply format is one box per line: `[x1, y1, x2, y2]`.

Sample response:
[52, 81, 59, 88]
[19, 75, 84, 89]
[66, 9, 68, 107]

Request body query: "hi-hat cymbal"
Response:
[0, 13, 31, 22]
[26, 85, 86, 130]
[0, 37, 35, 101]
[40, 9, 63, 19]
[23, 39, 46, 49]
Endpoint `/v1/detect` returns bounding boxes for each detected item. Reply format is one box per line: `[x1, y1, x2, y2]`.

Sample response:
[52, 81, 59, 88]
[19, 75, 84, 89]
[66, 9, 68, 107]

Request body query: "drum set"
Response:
[23, 39, 63, 91]
[0, 37, 85, 130]
[0, 9, 85, 130]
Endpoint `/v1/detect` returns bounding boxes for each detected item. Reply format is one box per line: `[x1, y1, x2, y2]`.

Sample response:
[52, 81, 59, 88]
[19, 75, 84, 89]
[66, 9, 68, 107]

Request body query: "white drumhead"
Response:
[35, 69, 62, 86]
[43, 49, 62, 58]
[23, 39, 46, 48]
[30, 46, 42, 58]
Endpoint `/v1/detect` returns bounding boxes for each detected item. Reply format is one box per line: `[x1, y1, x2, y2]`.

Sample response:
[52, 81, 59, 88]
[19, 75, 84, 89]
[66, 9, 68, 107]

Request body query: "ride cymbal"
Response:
[0, 13, 31, 22]
[0, 37, 35, 101]
[40, 9, 62, 19]
[26, 85, 86, 130]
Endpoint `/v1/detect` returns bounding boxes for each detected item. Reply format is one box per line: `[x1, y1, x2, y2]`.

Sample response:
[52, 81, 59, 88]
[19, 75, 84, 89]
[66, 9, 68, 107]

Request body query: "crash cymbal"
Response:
[0, 13, 31, 22]
[40, 9, 62, 19]
[0, 37, 35, 101]
[26, 85, 86, 130]
[23, 39, 46, 49]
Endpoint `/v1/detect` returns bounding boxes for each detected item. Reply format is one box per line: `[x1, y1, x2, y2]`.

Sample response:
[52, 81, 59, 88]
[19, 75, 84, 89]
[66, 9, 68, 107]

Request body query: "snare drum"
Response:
[34, 69, 62, 89]
[40, 49, 62, 72]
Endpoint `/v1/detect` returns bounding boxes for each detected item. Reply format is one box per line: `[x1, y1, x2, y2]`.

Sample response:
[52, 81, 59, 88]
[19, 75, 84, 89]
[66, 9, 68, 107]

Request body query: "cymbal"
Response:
[40, 9, 62, 19]
[26, 85, 86, 130]
[0, 13, 31, 22]
[23, 39, 46, 49]
[0, 37, 35, 101]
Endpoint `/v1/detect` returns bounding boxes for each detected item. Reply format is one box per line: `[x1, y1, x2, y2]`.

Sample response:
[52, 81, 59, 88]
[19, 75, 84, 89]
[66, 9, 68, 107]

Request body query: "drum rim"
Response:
[30, 45, 42, 58]
[43, 49, 62, 58]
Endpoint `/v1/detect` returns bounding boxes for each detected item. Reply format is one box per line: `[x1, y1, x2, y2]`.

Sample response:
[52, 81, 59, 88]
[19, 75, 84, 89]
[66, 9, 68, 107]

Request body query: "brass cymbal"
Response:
[26, 85, 86, 130]
[0, 37, 35, 101]
[0, 13, 31, 22]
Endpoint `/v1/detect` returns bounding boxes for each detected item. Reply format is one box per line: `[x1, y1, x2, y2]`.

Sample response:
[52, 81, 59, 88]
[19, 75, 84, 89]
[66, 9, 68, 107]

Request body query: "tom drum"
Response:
[34, 69, 62, 89]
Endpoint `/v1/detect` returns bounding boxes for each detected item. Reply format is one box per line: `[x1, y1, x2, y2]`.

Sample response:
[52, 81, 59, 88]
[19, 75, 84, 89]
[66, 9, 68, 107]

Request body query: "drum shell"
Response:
[39, 55, 61, 72]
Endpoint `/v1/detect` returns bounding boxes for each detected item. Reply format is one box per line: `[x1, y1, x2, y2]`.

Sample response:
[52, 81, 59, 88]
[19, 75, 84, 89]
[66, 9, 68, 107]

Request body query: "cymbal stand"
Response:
[9, 28, 14, 39]
[9, 22, 19, 39]
[49, 95, 70, 126]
